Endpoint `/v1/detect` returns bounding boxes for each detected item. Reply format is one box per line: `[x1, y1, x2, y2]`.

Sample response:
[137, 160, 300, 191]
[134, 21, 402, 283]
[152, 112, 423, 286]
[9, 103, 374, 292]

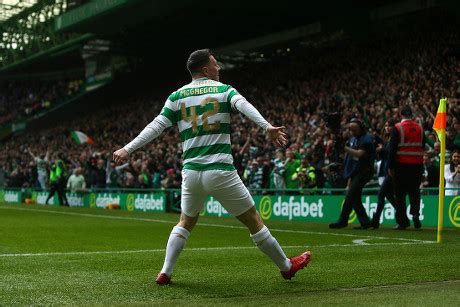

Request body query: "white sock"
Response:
[160, 226, 190, 276]
[250, 226, 292, 272]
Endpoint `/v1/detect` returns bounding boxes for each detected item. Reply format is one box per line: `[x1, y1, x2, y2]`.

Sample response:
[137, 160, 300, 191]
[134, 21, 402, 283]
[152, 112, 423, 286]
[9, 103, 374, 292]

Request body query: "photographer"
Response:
[329, 118, 375, 229]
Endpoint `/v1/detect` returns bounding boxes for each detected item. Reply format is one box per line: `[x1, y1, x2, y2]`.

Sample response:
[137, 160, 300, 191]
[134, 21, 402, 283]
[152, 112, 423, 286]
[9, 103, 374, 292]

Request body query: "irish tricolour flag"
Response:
[70, 131, 94, 145]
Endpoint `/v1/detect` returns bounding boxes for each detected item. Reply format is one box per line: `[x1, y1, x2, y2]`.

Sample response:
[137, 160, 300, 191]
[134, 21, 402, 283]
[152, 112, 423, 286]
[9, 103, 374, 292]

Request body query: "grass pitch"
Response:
[0, 202, 459, 305]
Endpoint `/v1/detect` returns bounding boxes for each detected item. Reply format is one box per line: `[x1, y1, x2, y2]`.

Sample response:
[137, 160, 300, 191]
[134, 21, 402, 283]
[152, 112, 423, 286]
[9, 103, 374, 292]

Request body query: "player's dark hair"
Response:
[187, 49, 213, 75]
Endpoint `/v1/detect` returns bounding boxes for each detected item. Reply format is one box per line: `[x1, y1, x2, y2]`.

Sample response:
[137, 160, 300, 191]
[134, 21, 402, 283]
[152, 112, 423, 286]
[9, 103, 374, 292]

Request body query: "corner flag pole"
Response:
[437, 127, 446, 243]
[433, 98, 447, 243]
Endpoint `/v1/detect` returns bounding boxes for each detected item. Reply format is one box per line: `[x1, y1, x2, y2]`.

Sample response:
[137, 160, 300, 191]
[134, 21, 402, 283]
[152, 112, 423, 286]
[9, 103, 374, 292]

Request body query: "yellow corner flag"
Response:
[433, 98, 447, 243]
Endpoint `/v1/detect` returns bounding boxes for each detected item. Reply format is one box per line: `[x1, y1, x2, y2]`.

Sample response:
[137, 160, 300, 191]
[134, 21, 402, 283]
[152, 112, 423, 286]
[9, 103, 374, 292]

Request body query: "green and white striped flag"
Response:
[70, 131, 94, 145]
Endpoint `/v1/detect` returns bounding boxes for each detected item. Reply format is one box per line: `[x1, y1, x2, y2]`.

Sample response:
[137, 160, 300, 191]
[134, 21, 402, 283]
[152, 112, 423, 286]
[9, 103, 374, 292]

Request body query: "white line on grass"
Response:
[0, 206, 434, 244]
[352, 239, 370, 245]
[0, 241, 435, 257]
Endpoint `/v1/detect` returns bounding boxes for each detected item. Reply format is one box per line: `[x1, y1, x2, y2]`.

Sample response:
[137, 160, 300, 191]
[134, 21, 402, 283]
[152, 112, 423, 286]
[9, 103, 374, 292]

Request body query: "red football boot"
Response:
[155, 272, 171, 285]
[281, 251, 312, 280]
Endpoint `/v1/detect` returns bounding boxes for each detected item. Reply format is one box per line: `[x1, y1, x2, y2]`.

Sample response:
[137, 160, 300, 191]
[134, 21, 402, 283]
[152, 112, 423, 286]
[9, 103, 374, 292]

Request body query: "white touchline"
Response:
[0, 241, 435, 258]
[0, 206, 434, 244]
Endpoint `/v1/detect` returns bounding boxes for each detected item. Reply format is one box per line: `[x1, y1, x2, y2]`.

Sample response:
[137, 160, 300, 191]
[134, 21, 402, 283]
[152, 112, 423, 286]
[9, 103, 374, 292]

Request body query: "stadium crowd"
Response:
[0, 25, 459, 195]
[0, 79, 83, 126]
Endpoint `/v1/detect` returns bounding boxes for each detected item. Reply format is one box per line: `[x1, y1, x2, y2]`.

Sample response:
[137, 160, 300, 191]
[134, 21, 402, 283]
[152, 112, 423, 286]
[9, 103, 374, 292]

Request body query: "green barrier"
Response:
[2, 188, 459, 228]
[201, 194, 460, 228]
[31, 191, 86, 207]
[89, 192, 165, 213]
[0, 190, 22, 203]
[28, 190, 166, 213]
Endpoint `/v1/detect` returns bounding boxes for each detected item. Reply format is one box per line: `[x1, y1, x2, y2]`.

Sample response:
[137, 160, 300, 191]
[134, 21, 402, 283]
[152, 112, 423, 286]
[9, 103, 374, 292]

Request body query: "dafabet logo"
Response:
[259, 196, 272, 220]
[89, 193, 97, 208]
[126, 194, 135, 211]
[449, 196, 460, 228]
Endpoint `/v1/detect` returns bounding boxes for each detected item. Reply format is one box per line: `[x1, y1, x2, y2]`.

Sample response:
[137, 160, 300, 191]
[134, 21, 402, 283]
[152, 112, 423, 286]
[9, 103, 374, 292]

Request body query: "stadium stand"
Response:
[0, 20, 459, 192]
[0, 79, 83, 126]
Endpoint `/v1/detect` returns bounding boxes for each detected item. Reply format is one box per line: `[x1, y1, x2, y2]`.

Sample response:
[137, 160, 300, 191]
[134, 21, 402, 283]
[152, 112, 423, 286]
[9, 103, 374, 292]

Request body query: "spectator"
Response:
[90, 159, 107, 189]
[245, 160, 264, 190]
[371, 120, 397, 228]
[0, 79, 83, 126]
[272, 149, 286, 193]
[309, 152, 325, 189]
[421, 152, 440, 194]
[27, 148, 49, 189]
[445, 150, 460, 196]
[162, 168, 180, 189]
[67, 167, 86, 192]
[284, 149, 301, 193]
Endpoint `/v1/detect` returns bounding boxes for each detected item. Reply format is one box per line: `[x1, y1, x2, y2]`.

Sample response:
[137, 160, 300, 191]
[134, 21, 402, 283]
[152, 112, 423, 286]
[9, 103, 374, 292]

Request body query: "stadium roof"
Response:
[1, 0, 454, 76]
[0, 0, 38, 22]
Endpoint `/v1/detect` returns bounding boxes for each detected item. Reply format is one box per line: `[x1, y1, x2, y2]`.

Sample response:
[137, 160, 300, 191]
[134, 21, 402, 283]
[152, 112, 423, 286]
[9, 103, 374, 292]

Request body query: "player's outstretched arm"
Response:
[113, 114, 172, 165]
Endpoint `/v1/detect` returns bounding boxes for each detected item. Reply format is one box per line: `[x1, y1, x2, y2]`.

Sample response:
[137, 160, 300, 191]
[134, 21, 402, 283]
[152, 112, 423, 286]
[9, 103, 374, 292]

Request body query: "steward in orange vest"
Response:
[389, 106, 425, 230]
[394, 120, 424, 164]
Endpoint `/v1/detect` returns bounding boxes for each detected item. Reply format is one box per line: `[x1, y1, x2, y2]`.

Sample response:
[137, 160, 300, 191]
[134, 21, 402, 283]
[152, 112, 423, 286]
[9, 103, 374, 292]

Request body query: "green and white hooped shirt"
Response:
[124, 78, 272, 171]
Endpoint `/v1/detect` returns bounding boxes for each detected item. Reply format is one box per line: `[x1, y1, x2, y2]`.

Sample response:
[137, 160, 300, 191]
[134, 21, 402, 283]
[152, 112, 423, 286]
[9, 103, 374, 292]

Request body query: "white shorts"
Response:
[181, 169, 255, 217]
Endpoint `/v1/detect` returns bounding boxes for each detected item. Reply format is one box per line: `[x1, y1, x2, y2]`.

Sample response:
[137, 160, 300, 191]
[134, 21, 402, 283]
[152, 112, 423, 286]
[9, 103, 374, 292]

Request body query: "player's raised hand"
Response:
[267, 126, 287, 147]
[113, 148, 129, 165]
